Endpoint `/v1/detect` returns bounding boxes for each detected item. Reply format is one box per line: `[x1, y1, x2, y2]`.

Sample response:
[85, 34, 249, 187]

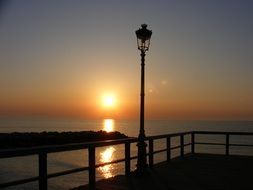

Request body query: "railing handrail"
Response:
[145, 131, 192, 140]
[193, 131, 253, 135]
[0, 132, 194, 159]
[1, 131, 253, 158]
[0, 137, 137, 158]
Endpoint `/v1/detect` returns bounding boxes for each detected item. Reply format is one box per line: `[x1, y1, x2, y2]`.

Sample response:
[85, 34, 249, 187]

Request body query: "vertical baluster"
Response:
[180, 135, 184, 158]
[191, 132, 195, 154]
[166, 137, 171, 162]
[88, 146, 95, 190]
[226, 134, 229, 156]
[125, 142, 130, 175]
[149, 139, 154, 169]
[39, 153, 47, 190]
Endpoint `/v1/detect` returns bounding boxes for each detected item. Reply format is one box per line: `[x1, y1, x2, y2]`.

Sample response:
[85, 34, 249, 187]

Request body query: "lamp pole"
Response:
[135, 24, 152, 174]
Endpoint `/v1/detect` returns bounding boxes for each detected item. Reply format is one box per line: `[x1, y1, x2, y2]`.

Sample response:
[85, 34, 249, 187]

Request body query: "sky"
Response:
[0, 0, 253, 120]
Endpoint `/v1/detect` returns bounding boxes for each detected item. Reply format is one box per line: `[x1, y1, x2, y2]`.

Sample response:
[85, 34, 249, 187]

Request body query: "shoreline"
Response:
[0, 131, 128, 149]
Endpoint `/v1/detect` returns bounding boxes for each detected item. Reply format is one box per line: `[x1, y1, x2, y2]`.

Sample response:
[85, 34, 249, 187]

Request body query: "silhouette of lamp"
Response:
[135, 24, 152, 174]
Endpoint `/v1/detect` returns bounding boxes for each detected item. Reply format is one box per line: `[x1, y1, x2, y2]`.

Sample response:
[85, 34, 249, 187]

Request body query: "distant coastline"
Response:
[0, 131, 128, 149]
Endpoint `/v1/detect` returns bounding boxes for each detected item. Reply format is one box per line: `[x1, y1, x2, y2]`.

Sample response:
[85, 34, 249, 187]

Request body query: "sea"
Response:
[0, 117, 253, 190]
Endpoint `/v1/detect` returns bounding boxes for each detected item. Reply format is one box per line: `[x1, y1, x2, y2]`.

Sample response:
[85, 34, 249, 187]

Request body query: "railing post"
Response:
[149, 139, 154, 169]
[226, 134, 229, 156]
[180, 135, 184, 158]
[88, 146, 96, 190]
[191, 132, 195, 154]
[39, 153, 47, 190]
[125, 142, 130, 175]
[166, 137, 171, 162]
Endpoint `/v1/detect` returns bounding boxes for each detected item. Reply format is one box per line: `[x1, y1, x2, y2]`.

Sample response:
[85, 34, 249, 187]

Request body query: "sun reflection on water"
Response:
[98, 146, 115, 178]
[103, 119, 114, 132]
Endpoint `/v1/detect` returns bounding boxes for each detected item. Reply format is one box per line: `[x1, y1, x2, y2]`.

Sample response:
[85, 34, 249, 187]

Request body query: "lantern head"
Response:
[135, 24, 152, 52]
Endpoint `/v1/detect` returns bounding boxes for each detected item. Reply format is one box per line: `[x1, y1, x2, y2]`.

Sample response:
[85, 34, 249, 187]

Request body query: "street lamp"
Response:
[135, 24, 152, 174]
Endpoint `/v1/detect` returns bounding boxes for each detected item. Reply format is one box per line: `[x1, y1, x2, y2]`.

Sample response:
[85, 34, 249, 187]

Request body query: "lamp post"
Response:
[135, 24, 152, 174]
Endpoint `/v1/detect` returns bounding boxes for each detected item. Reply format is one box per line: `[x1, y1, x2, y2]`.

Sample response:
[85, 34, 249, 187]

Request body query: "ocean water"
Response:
[0, 117, 253, 190]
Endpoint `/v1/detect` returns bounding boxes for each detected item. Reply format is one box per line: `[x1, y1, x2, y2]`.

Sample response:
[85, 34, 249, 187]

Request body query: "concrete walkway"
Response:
[71, 153, 253, 190]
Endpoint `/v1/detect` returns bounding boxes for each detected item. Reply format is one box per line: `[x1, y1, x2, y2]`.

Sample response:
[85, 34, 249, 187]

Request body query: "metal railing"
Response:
[0, 131, 252, 190]
[192, 131, 253, 156]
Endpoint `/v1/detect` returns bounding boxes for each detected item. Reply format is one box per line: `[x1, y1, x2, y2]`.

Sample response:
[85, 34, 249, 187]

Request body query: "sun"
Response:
[103, 94, 116, 107]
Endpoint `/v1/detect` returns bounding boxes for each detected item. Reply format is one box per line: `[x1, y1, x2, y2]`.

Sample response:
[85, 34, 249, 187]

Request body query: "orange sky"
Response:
[0, 1, 253, 121]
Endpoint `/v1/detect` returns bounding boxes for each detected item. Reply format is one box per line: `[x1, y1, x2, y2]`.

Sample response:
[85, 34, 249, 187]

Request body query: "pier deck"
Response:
[72, 153, 253, 190]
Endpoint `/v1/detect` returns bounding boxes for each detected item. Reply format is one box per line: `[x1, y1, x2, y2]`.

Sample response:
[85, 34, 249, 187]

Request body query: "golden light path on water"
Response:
[98, 146, 116, 178]
[98, 119, 116, 178]
[103, 119, 114, 132]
